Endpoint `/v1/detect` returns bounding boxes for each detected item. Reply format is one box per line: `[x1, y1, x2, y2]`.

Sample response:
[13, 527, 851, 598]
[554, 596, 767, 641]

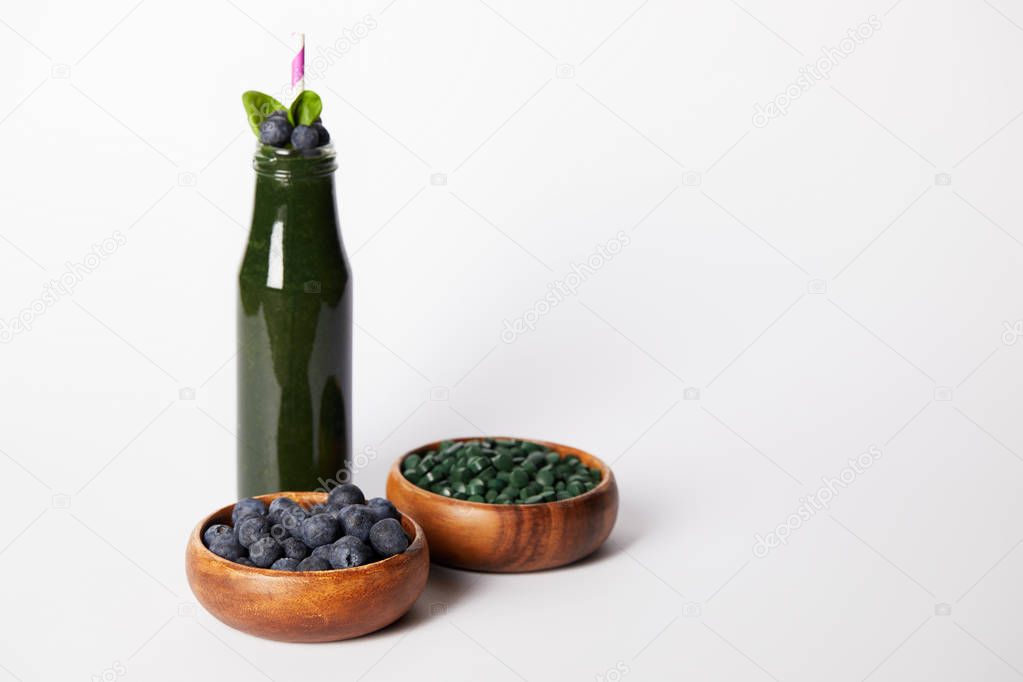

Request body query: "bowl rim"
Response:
[388, 436, 615, 512]
[191, 491, 426, 576]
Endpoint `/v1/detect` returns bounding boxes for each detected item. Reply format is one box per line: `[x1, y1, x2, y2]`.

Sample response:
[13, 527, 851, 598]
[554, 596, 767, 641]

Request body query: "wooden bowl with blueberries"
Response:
[385, 437, 618, 572]
[185, 486, 428, 642]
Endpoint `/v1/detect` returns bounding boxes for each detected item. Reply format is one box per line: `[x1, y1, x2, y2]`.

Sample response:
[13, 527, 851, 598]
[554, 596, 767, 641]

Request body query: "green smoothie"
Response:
[237, 144, 352, 497]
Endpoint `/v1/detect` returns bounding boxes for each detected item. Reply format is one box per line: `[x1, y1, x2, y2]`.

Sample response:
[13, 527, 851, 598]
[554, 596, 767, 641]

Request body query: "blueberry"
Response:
[301, 513, 341, 548]
[313, 122, 330, 145]
[236, 515, 270, 548]
[281, 537, 310, 561]
[235, 557, 255, 566]
[248, 536, 283, 568]
[278, 508, 307, 537]
[203, 524, 233, 547]
[208, 533, 245, 561]
[268, 499, 306, 535]
[271, 557, 300, 571]
[232, 498, 267, 525]
[369, 518, 409, 558]
[268, 497, 301, 524]
[328, 483, 366, 508]
[296, 556, 332, 571]
[259, 116, 293, 147]
[338, 505, 375, 542]
[328, 536, 375, 568]
[310, 545, 333, 562]
[270, 523, 290, 541]
[365, 497, 400, 522]
[291, 124, 319, 150]
[308, 504, 329, 516]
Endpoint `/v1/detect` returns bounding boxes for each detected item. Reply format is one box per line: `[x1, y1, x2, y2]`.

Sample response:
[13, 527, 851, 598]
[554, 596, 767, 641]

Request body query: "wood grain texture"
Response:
[386, 438, 618, 572]
[185, 491, 429, 642]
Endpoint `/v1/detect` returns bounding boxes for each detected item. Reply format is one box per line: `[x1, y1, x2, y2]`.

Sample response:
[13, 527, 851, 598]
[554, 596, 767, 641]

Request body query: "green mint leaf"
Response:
[290, 90, 323, 127]
[242, 91, 286, 137]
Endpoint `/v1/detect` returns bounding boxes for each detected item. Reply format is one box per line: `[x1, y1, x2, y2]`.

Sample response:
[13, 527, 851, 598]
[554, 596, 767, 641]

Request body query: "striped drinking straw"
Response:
[291, 32, 305, 91]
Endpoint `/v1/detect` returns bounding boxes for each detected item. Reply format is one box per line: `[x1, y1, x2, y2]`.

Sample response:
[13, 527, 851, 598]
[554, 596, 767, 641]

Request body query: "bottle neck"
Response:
[252, 144, 338, 180]
[242, 144, 346, 295]
[250, 143, 340, 237]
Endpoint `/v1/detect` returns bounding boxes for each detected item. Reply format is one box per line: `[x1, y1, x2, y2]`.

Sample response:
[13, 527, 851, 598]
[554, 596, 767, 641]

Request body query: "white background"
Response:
[2, 0, 1023, 680]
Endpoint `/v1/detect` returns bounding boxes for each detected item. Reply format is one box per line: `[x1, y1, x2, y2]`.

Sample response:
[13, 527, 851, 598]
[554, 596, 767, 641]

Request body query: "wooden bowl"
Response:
[185, 491, 429, 642]
[386, 438, 618, 572]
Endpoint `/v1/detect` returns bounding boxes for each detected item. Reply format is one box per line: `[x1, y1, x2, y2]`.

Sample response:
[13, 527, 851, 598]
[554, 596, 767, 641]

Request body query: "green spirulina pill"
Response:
[406, 438, 603, 505]
[509, 469, 529, 488]
[493, 452, 514, 472]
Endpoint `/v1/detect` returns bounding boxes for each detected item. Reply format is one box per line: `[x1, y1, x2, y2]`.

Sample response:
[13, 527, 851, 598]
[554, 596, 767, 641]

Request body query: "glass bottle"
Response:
[237, 144, 352, 497]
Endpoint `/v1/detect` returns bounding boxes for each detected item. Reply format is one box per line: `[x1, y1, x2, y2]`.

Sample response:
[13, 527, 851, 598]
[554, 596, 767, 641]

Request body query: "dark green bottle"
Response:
[237, 145, 352, 497]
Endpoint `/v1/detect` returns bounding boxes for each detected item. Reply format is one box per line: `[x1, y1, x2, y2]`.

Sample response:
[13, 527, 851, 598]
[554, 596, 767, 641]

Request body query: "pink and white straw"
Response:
[291, 32, 305, 91]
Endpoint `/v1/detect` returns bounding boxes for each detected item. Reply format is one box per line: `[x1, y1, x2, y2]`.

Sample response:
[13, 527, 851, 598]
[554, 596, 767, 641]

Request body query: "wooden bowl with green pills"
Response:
[386, 437, 618, 572]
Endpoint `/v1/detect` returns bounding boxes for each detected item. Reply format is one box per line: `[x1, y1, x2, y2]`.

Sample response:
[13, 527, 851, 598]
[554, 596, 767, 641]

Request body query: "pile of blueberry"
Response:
[259, 111, 330, 151]
[203, 484, 410, 571]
